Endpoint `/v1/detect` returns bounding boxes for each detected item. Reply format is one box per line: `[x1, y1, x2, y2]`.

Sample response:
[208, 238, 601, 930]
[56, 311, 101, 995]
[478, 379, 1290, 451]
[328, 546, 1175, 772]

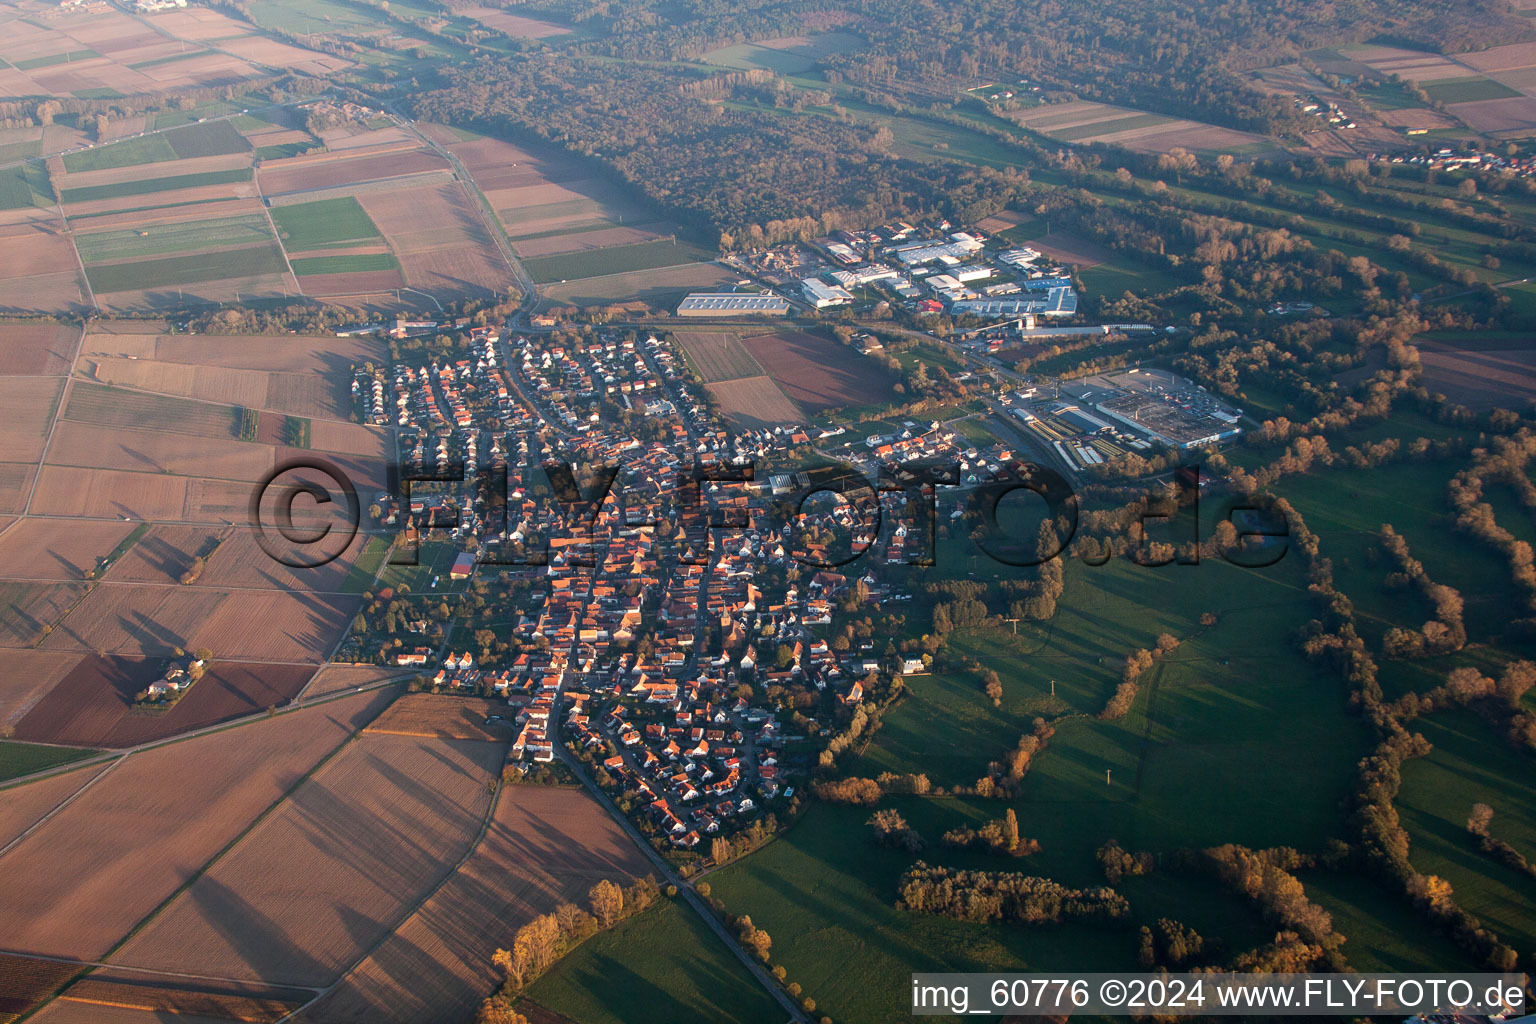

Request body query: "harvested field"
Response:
[511, 223, 669, 259]
[0, 518, 136, 581]
[45, 419, 276, 481]
[257, 149, 448, 196]
[1373, 107, 1459, 129]
[0, 220, 88, 316]
[705, 375, 803, 428]
[29, 466, 191, 521]
[63, 196, 264, 233]
[358, 183, 510, 298]
[40, 585, 222, 658]
[12, 654, 314, 748]
[1448, 96, 1536, 132]
[27, 999, 247, 1024]
[317, 126, 416, 152]
[0, 461, 38, 516]
[363, 693, 517, 741]
[64, 381, 236, 435]
[103, 525, 225, 585]
[81, 330, 384, 375]
[294, 785, 649, 1024]
[0, 649, 84, 727]
[82, 356, 352, 419]
[740, 328, 896, 411]
[0, 323, 77, 376]
[542, 261, 734, 307]
[1457, 40, 1536, 73]
[0, 376, 64, 462]
[672, 330, 764, 383]
[0, 952, 80, 1022]
[191, 527, 359, 594]
[186, 589, 358, 663]
[0, 761, 111, 850]
[975, 209, 1036, 234]
[459, 6, 570, 37]
[298, 269, 407, 296]
[0, 686, 397, 960]
[1029, 230, 1114, 268]
[0, 581, 86, 648]
[110, 731, 506, 988]
[50, 973, 307, 1024]
[1417, 336, 1536, 410]
[94, 270, 297, 311]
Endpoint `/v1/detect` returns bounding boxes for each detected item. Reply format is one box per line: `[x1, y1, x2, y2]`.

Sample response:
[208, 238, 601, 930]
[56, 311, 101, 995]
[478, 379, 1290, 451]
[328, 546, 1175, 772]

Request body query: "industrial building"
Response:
[802, 278, 854, 308]
[675, 293, 792, 317]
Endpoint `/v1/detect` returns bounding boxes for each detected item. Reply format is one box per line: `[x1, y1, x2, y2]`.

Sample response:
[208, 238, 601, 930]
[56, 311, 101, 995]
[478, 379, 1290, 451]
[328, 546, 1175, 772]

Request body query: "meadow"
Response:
[525, 897, 784, 1024]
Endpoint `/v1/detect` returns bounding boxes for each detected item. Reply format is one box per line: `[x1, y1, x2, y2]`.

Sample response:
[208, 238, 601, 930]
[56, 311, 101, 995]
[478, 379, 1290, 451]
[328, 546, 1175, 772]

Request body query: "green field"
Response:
[0, 742, 97, 784]
[165, 120, 251, 159]
[711, 545, 1377, 1022]
[290, 253, 400, 275]
[523, 898, 784, 1024]
[0, 162, 53, 210]
[14, 49, 99, 71]
[1397, 710, 1536, 955]
[62, 135, 177, 174]
[523, 237, 714, 284]
[75, 214, 276, 264]
[1421, 77, 1523, 103]
[128, 49, 214, 70]
[84, 245, 288, 294]
[60, 168, 252, 205]
[271, 197, 386, 250]
[1050, 113, 1173, 142]
[699, 31, 864, 75]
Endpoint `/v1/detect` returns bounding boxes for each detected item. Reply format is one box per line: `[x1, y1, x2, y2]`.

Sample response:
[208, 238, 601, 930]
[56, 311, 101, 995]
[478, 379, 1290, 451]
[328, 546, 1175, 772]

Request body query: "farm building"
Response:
[450, 551, 476, 580]
[676, 293, 791, 317]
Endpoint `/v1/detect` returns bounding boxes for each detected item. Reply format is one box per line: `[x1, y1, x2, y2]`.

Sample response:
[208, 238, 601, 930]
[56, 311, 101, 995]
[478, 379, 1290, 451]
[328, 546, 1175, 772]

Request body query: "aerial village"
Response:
[347, 324, 955, 853]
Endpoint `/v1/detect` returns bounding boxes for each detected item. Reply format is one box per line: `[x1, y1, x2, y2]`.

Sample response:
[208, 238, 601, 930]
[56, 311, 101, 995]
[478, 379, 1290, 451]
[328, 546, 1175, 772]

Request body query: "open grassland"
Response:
[712, 549, 1367, 1023]
[1396, 711, 1536, 955]
[0, 686, 397, 960]
[525, 897, 785, 1024]
[292, 784, 651, 1024]
[110, 731, 507, 988]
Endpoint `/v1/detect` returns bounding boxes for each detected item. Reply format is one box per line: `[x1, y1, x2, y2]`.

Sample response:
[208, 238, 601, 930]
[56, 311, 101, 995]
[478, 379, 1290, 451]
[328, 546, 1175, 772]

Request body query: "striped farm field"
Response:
[0, 687, 399, 961]
[109, 730, 507, 987]
[83, 244, 288, 293]
[269, 196, 384, 250]
[59, 167, 252, 205]
[74, 213, 275, 264]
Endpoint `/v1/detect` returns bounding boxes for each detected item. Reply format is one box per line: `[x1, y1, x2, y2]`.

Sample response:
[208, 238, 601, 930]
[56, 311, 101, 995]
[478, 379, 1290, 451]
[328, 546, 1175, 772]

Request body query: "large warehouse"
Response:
[676, 293, 792, 316]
